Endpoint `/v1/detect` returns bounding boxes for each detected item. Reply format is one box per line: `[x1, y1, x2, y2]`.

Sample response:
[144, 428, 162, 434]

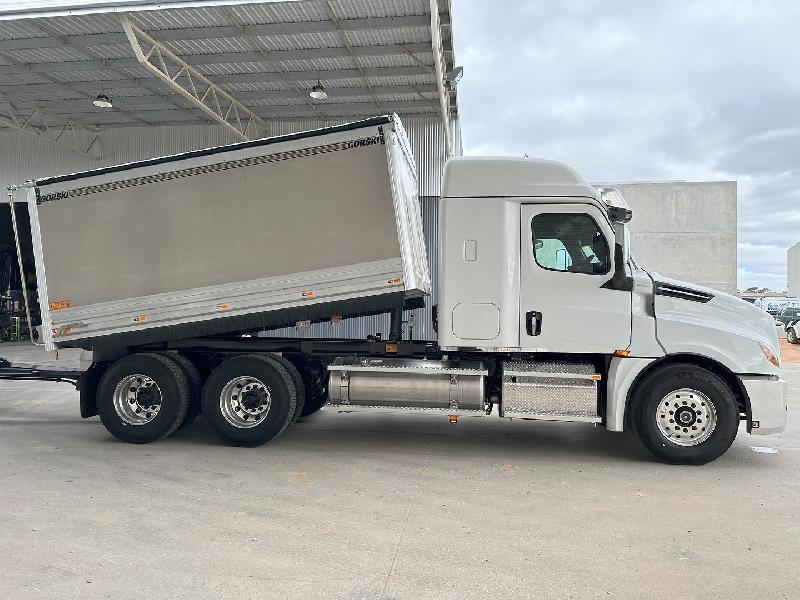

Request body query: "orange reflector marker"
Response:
[613, 349, 631, 357]
[301, 290, 315, 299]
[49, 299, 71, 311]
[591, 374, 602, 381]
[216, 303, 229, 311]
[387, 277, 402, 284]
[133, 315, 147, 323]
[385, 343, 398, 353]
[449, 415, 458, 424]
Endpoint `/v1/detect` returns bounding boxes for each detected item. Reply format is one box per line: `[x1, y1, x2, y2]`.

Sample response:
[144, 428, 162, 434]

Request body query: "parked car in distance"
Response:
[775, 307, 800, 326]
[787, 321, 799, 344]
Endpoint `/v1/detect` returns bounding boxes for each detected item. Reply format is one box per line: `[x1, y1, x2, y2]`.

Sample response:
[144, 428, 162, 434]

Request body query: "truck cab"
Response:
[436, 157, 787, 462]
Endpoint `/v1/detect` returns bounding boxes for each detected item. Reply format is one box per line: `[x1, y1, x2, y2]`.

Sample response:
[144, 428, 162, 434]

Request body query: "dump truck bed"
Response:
[27, 115, 429, 351]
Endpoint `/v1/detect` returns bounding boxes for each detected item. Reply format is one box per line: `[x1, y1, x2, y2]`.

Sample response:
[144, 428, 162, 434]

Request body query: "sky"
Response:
[451, 0, 800, 292]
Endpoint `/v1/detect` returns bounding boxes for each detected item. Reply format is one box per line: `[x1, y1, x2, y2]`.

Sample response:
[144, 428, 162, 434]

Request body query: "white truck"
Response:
[2, 115, 787, 464]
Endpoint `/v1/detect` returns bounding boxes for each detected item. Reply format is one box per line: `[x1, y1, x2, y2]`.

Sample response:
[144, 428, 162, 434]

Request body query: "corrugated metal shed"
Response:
[0, 0, 459, 342]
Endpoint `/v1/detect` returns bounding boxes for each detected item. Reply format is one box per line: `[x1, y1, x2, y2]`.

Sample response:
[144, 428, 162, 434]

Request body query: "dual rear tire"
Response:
[97, 353, 191, 444]
[97, 352, 303, 447]
[200, 354, 298, 447]
[167, 353, 203, 430]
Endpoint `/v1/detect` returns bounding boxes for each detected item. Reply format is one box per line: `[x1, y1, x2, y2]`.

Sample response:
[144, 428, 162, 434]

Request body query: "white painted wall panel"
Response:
[0, 124, 239, 196]
[0, 115, 447, 197]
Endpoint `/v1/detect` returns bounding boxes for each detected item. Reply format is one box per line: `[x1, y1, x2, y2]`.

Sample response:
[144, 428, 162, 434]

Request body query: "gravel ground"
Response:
[779, 338, 800, 364]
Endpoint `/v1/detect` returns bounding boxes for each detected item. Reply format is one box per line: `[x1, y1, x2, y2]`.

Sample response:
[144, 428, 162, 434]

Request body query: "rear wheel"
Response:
[630, 363, 739, 465]
[97, 353, 190, 444]
[201, 354, 297, 447]
[264, 354, 305, 423]
[164, 353, 203, 430]
[787, 326, 798, 344]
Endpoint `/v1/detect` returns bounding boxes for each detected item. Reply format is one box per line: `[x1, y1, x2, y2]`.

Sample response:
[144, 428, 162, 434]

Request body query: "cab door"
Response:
[519, 202, 631, 353]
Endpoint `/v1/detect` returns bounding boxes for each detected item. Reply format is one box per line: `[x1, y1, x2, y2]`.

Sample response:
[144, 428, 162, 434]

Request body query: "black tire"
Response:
[201, 354, 297, 447]
[264, 354, 306, 423]
[630, 363, 740, 465]
[164, 353, 203, 430]
[787, 326, 798, 344]
[97, 353, 190, 444]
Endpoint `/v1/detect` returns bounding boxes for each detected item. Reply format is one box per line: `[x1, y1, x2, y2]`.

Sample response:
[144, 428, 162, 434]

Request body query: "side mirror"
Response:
[602, 243, 633, 291]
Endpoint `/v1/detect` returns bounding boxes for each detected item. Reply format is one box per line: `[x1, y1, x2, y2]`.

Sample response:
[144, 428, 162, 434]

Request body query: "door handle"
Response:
[526, 311, 542, 336]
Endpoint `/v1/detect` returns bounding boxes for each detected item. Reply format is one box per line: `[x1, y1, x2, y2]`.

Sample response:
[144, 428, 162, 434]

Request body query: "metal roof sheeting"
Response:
[0, 0, 456, 132]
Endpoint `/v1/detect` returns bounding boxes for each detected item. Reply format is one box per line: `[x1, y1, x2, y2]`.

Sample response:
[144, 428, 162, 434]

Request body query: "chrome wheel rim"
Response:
[656, 388, 717, 446]
[113, 374, 162, 425]
[219, 376, 271, 428]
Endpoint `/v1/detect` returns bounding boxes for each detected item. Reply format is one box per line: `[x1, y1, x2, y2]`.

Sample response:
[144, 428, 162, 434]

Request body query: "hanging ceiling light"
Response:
[93, 93, 113, 108]
[309, 75, 328, 100]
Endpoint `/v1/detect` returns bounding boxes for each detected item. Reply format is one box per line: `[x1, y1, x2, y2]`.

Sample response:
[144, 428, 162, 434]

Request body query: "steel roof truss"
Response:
[0, 93, 99, 157]
[122, 16, 266, 140]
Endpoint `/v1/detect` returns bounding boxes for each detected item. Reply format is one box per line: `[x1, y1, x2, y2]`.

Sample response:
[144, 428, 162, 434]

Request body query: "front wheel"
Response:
[630, 364, 740, 465]
[787, 326, 798, 344]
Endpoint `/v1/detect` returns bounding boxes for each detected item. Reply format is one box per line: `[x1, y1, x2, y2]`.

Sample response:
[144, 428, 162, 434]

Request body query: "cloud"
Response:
[452, 0, 800, 291]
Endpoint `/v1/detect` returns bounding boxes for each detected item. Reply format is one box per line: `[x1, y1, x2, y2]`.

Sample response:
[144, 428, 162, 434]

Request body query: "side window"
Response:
[531, 213, 611, 275]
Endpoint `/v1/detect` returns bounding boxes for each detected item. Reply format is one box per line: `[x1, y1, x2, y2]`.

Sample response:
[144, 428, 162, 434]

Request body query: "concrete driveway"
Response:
[0, 344, 798, 599]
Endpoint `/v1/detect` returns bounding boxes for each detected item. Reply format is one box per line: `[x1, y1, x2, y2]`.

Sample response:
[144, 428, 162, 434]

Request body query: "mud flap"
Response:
[79, 362, 108, 418]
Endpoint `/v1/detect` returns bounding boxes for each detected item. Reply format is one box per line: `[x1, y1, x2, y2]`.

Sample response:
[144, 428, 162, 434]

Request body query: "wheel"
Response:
[97, 353, 190, 444]
[787, 326, 798, 344]
[201, 354, 297, 447]
[264, 354, 306, 423]
[629, 363, 740, 465]
[164, 353, 203, 430]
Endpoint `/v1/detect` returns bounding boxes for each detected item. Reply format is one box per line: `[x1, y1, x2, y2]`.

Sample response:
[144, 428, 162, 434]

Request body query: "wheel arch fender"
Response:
[610, 353, 749, 433]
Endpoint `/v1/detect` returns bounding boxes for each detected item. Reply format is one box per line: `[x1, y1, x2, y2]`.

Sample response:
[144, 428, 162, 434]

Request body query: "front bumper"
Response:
[740, 375, 788, 435]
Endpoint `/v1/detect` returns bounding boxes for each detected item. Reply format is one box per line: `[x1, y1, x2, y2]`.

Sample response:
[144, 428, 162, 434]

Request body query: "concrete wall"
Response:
[611, 181, 737, 294]
[789, 242, 800, 297]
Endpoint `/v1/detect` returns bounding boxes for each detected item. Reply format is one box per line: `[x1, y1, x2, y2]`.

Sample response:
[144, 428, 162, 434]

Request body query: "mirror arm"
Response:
[601, 243, 634, 291]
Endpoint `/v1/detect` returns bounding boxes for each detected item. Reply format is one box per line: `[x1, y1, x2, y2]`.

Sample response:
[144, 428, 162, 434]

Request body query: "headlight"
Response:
[758, 342, 780, 368]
